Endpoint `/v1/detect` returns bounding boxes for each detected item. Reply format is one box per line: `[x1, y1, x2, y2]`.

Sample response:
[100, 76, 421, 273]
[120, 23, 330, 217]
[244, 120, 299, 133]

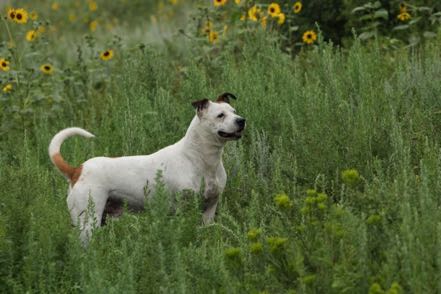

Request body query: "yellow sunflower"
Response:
[0, 59, 10, 72]
[3, 84, 13, 93]
[14, 8, 28, 24]
[30, 11, 38, 20]
[399, 3, 407, 13]
[26, 30, 38, 42]
[208, 31, 218, 44]
[248, 5, 262, 21]
[88, 1, 98, 12]
[302, 30, 317, 45]
[202, 21, 213, 34]
[89, 20, 98, 32]
[261, 16, 267, 29]
[213, 0, 227, 7]
[268, 3, 281, 17]
[293, 2, 302, 14]
[100, 49, 114, 61]
[40, 64, 54, 75]
[51, 2, 60, 11]
[277, 13, 286, 25]
[235, 0, 241, 4]
[7, 8, 16, 21]
[397, 12, 411, 21]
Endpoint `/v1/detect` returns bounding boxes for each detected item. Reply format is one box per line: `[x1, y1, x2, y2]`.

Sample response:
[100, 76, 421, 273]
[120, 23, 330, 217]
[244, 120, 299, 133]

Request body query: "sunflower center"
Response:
[10, 12, 15, 18]
[270, 8, 275, 13]
[44, 66, 50, 70]
[16, 13, 22, 20]
[2, 62, 6, 67]
[104, 51, 110, 56]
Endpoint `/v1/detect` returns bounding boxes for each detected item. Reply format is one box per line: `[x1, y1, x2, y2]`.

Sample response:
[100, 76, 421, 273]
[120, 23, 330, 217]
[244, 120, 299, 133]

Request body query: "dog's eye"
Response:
[217, 113, 225, 118]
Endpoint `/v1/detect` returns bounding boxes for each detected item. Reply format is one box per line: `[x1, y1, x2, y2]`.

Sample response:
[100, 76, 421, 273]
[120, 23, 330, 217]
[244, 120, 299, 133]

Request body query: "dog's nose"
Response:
[236, 118, 246, 129]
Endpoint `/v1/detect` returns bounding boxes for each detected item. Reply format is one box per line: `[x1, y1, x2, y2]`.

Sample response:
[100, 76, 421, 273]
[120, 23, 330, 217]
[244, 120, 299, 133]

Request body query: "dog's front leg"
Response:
[202, 179, 219, 224]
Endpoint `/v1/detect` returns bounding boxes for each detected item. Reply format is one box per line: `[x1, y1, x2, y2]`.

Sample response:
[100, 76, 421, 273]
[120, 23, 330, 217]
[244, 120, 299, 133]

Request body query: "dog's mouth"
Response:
[218, 130, 243, 140]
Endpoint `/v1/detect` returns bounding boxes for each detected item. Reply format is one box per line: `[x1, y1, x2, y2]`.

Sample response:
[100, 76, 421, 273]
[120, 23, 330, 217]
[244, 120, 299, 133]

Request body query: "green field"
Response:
[2, 1, 441, 293]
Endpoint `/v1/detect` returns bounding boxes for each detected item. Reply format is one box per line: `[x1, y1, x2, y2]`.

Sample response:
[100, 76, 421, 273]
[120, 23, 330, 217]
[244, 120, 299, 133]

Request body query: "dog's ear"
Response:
[216, 92, 237, 104]
[191, 99, 210, 117]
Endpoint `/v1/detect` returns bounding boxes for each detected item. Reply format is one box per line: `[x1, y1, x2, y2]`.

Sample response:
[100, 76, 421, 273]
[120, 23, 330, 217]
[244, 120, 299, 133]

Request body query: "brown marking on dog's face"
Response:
[52, 153, 83, 186]
[216, 92, 237, 104]
[191, 98, 210, 118]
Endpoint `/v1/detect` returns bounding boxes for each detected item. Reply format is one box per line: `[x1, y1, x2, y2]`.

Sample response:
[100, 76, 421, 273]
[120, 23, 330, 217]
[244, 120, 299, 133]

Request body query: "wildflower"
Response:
[397, 12, 411, 21]
[248, 5, 262, 21]
[302, 274, 317, 285]
[368, 283, 384, 294]
[30, 11, 38, 20]
[268, 3, 281, 18]
[26, 30, 38, 42]
[68, 13, 77, 23]
[267, 237, 288, 253]
[341, 168, 360, 187]
[3, 84, 13, 93]
[316, 192, 328, 203]
[202, 21, 213, 34]
[274, 193, 293, 208]
[388, 282, 403, 294]
[100, 49, 114, 61]
[261, 16, 267, 29]
[302, 30, 317, 44]
[305, 196, 316, 205]
[7, 8, 16, 21]
[51, 2, 60, 11]
[293, 1, 302, 14]
[247, 228, 262, 240]
[0, 59, 10, 72]
[277, 12, 285, 25]
[208, 31, 218, 44]
[224, 247, 241, 258]
[366, 214, 382, 225]
[89, 20, 98, 32]
[88, 1, 98, 12]
[317, 203, 327, 210]
[306, 189, 317, 197]
[213, 0, 227, 7]
[399, 3, 407, 13]
[14, 8, 28, 24]
[249, 242, 263, 254]
[40, 64, 54, 75]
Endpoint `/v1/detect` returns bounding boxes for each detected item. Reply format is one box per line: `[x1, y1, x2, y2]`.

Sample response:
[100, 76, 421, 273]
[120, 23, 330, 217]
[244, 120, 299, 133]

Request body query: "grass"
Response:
[2, 25, 441, 292]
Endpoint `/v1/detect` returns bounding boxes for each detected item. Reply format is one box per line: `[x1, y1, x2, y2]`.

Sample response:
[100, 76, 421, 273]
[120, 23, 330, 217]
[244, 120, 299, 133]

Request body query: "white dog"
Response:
[49, 93, 245, 244]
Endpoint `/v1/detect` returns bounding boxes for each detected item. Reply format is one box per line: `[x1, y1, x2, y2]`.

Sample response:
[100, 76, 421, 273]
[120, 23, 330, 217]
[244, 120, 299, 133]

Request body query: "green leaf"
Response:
[374, 9, 388, 20]
[289, 26, 299, 32]
[409, 17, 421, 25]
[423, 31, 437, 38]
[352, 6, 366, 14]
[359, 31, 376, 40]
[417, 7, 432, 13]
[392, 24, 410, 31]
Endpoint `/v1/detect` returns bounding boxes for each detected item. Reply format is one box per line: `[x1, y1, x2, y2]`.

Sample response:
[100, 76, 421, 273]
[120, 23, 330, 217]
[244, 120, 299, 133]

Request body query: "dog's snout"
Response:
[236, 118, 246, 128]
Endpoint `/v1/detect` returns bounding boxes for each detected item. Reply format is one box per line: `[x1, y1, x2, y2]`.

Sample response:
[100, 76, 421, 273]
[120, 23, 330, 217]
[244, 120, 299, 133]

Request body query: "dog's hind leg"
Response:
[67, 185, 108, 246]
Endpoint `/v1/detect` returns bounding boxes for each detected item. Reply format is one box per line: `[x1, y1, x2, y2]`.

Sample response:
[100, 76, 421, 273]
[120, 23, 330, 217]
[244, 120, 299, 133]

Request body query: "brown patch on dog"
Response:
[216, 92, 237, 104]
[52, 153, 83, 185]
[191, 98, 210, 111]
[101, 198, 124, 225]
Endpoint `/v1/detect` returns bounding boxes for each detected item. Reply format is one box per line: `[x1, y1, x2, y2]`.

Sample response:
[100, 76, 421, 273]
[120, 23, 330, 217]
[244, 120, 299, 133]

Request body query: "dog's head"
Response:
[192, 92, 246, 141]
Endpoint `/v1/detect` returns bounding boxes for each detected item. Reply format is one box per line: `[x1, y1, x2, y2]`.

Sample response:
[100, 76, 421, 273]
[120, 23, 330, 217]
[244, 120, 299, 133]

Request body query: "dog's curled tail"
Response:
[49, 128, 95, 183]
